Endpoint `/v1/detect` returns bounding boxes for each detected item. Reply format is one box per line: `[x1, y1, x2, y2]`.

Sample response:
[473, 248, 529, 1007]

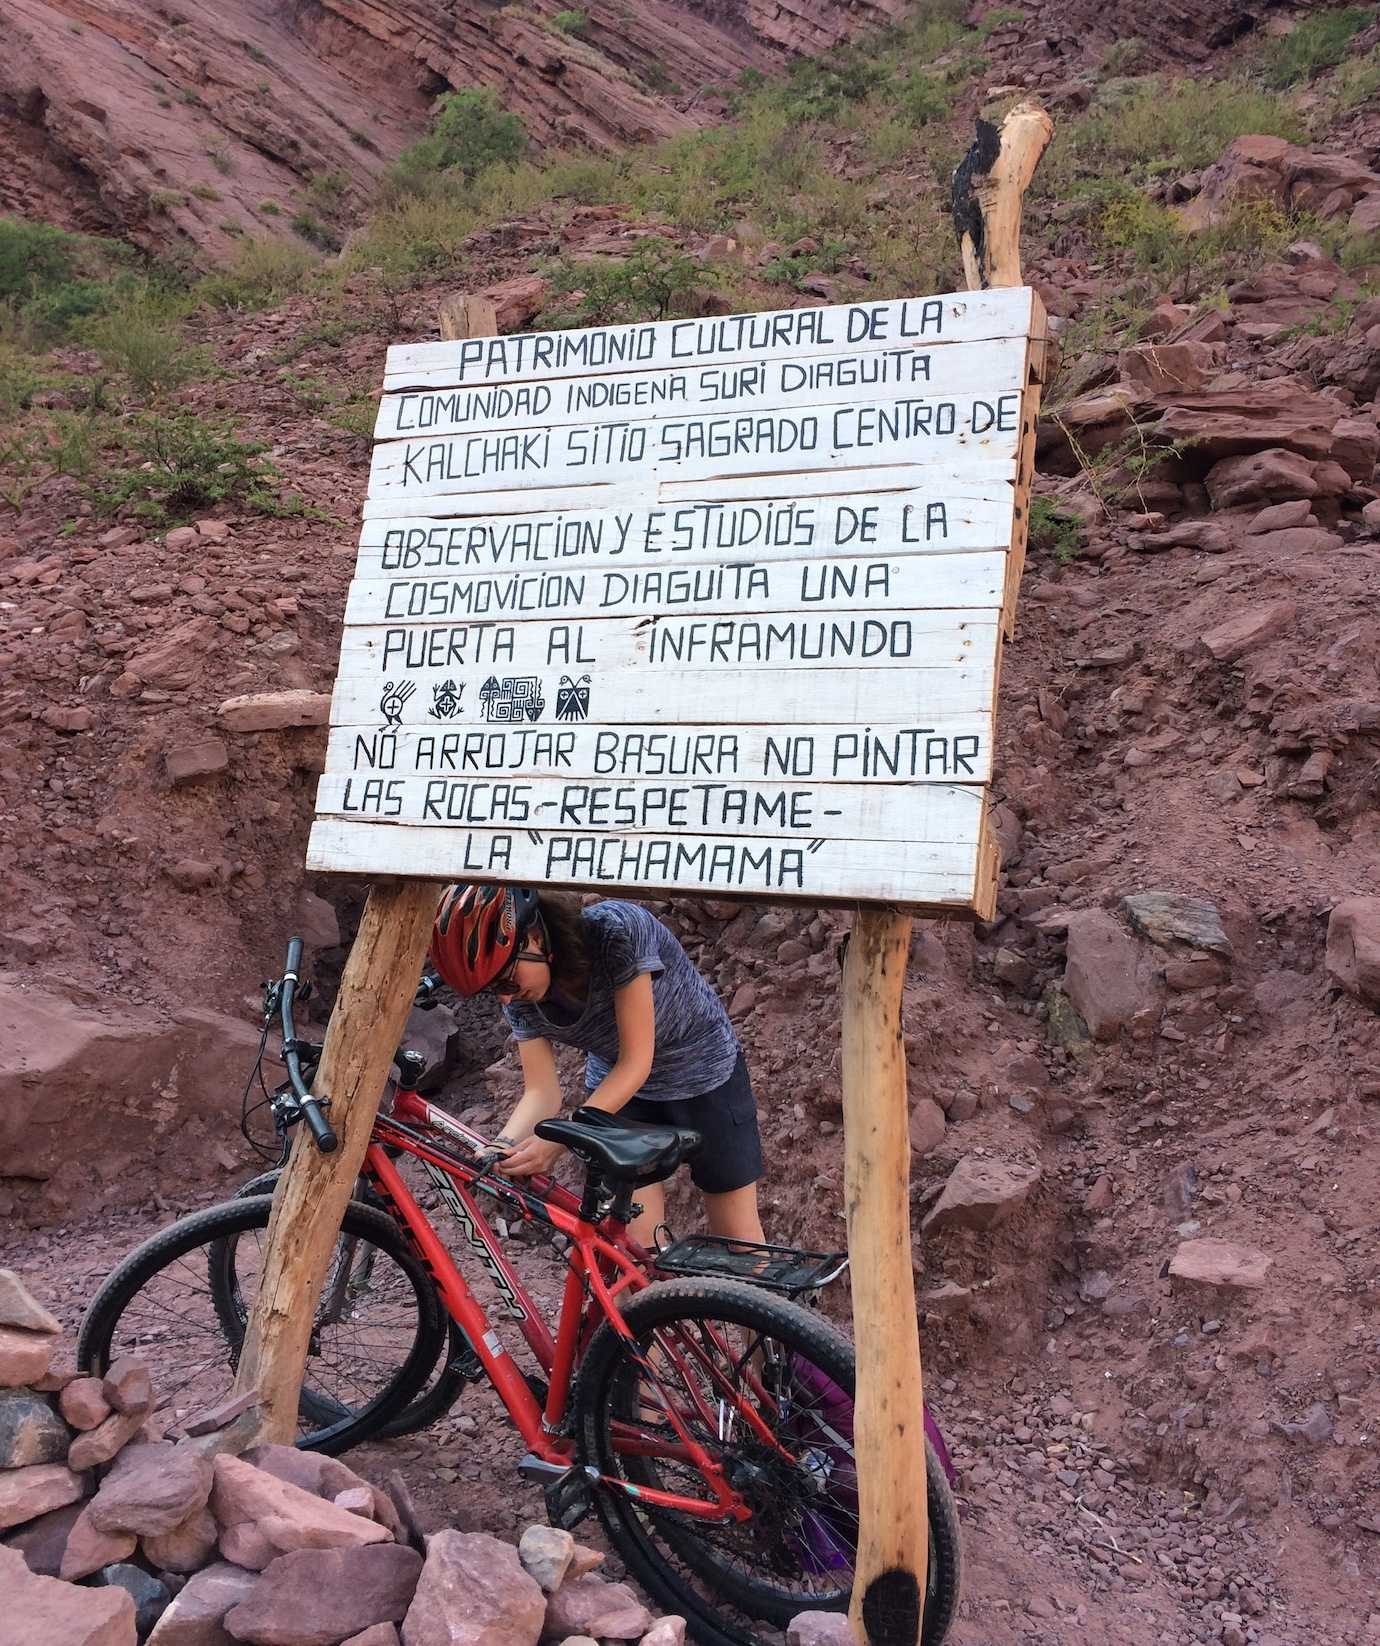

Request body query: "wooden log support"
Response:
[233, 294, 501, 1444]
[843, 98, 1052, 1646]
[842, 904, 927, 1646]
[951, 101, 1055, 291]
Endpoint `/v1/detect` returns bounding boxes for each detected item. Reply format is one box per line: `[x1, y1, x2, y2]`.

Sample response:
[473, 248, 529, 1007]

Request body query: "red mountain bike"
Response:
[79, 940, 961, 1646]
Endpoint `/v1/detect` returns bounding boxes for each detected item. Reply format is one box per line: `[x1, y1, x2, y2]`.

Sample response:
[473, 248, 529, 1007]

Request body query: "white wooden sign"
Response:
[309, 288, 1046, 911]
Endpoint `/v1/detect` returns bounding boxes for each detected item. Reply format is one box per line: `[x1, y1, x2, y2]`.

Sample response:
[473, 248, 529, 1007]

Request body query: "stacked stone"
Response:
[2, 1268, 842, 1646]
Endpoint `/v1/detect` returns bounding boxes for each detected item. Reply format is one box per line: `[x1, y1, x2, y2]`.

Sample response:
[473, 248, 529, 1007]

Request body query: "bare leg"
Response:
[628, 1180, 666, 1248]
[703, 1182, 765, 1243]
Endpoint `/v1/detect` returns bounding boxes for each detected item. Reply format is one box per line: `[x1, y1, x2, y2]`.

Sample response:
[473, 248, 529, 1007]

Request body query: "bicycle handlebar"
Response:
[278, 936, 338, 1154]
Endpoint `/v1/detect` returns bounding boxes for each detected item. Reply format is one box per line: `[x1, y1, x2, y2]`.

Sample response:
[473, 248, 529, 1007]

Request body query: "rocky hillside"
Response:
[3, 2, 1380, 1641]
[0, 0, 904, 263]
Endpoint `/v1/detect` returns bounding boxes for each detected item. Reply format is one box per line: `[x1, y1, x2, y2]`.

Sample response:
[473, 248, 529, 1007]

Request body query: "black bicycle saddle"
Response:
[536, 1106, 702, 1185]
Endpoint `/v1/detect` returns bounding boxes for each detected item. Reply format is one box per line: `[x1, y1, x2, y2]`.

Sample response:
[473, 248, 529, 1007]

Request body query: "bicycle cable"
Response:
[238, 1012, 288, 1164]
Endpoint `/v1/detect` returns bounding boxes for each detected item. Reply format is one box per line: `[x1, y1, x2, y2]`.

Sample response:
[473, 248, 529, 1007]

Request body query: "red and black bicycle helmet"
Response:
[431, 883, 542, 996]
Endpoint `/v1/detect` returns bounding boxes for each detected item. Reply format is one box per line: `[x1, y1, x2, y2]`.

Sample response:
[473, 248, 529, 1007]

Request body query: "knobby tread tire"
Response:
[573, 1276, 961, 1646]
[77, 1195, 445, 1456]
[229, 1168, 470, 1439]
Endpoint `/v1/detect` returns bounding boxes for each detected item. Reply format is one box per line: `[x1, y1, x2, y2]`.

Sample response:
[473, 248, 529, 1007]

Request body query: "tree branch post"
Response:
[842, 97, 1052, 1646]
[233, 296, 500, 1443]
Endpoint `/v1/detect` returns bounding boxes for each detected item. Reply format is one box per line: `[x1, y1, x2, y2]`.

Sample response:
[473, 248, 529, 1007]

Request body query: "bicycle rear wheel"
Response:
[575, 1277, 960, 1646]
[227, 1169, 475, 1439]
[78, 1196, 444, 1456]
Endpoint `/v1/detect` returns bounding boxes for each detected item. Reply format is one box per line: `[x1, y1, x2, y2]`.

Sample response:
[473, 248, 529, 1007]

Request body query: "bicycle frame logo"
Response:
[417, 1158, 529, 1323]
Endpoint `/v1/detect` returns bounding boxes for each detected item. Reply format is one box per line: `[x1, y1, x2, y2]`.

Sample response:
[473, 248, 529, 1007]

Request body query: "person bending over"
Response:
[430, 882, 765, 1247]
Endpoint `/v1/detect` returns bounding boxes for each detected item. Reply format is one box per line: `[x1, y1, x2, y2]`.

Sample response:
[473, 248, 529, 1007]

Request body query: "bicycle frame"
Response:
[362, 1086, 769, 1524]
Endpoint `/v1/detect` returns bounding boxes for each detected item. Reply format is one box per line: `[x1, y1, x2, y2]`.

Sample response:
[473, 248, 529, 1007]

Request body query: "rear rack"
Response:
[654, 1234, 849, 1296]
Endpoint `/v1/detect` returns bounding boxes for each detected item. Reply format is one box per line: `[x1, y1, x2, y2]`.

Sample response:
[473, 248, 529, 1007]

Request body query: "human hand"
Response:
[495, 1136, 566, 1178]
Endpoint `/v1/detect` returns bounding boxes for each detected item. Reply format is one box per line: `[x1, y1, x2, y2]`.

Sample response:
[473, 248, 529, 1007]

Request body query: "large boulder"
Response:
[1062, 910, 1158, 1041]
[1181, 136, 1380, 230]
[0, 1462, 87, 1531]
[1326, 898, 1380, 1007]
[1169, 1239, 1272, 1296]
[1121, 893, 1232, 957]
[541, 1575, 653, 1641]
[0, 985, 261, 1212]
[921, 1157, 1042, 1233]
[223, 1545, 423, 1646]
[1204, 447, 1320, 509]
[87, 1443, 213, 1538]
[1198, 601, 1296, 664]
[401, 1530, 545, 1646]
[0, 1390, 70, 1468]
[1156, 379, 1340, 466]
[210, 1455, 392, 1571]
[0, 1273, 62, 1335]
[0, 1543, 136, 1646]
[146, 1561, 258, 1645]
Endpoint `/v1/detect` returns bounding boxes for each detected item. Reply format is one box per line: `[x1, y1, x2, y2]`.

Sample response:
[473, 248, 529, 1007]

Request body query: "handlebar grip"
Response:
[300, 1096, 338, 1153]
[284, 936, 304, 980]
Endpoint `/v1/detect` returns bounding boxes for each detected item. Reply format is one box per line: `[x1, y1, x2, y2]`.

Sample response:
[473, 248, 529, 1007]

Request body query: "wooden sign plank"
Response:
[383, 288, 1038, 391]
[353, 488, 1017, 578]
[366, 392, 1025, 502]
[322, 716, 995, 786]
[358, 459, 1022, 521]
[374, 337, 1026, 441]
[305, 817, 984, 905]
[327, 662, 996, 729]
[335, 609, 999, 679]
[342, 551, 1007, 627]
[312, 773, 984, 844]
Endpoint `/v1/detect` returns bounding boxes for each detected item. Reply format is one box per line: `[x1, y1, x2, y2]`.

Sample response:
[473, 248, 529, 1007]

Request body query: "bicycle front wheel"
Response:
[575, 1277, 960, 1646]
[78, 1196, 444, 1455]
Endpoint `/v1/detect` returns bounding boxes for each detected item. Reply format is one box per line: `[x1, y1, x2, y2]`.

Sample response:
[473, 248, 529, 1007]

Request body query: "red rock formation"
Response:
[0, 0, 903, 262]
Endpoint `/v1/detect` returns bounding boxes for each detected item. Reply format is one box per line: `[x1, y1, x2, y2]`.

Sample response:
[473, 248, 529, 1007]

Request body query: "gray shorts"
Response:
[619, 1053, 763, 1195]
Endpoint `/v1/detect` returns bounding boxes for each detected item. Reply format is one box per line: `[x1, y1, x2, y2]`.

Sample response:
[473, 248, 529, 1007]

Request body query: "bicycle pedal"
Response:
[518, 1456, 596, 1531]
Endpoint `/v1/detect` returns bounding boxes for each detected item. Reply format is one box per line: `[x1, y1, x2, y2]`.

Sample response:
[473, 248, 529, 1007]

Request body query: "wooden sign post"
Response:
[238, 103, 1052, 1646]
[843, 99, 1053, 1646]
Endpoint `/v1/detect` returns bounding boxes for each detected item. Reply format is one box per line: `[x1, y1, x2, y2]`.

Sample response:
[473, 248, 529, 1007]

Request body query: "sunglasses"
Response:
[484, 948, 548, 996]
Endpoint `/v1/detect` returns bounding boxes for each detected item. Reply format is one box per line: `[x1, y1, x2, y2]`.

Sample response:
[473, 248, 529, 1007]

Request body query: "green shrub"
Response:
[976, 6, 1025, 37]
[83, 289, 206, 399]
[1073, 76, 1305, 173]
[776, 49, 887, 121]
[190, 183, 222, 202]
[90, 410, 282, 524]
[762, 240, 847, 288]
[1259, 6, 1375, 87]
[0, 343, 49, 415]
[542, 237, 706, 327]
[552, 9, 587, 35]
[198, 238, 317, 309]
[390, 89, 527, 191]
[1342, 226, 1380, 273]
[292, 210, 341, 251]
[1028, 497, 1083, 563]
[0, 219, 80, 300]
[1330, 44, 1380, 109]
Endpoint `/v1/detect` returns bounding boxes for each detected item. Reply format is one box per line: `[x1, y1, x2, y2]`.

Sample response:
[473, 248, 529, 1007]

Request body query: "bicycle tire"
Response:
[575, 1276, 961, 1646]
[228, 1168, 473, 1440]
[78, 1196, 445, 1456]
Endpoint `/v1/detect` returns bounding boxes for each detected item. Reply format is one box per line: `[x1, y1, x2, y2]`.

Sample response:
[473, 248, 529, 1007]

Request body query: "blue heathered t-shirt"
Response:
[502, 901, 739, 1101]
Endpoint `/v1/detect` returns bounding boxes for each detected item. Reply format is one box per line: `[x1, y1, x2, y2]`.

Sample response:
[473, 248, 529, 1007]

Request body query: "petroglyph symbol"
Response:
[479, 675, 545, 724]
[379, 680, 416, 727]
[555, 675, 591, 722]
